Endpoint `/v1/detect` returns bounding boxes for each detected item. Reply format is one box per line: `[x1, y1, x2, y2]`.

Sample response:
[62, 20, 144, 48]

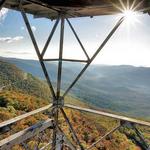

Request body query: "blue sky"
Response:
[0, 8, 150, 67]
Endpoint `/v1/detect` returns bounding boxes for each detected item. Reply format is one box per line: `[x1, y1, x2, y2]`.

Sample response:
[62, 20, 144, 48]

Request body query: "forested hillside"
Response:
[0, 90, 147, 150]
[0, 61, 149, 150]
[2, 57, 150, 119]
[0, 59, 150, 149]
[0, 60, 51, 101]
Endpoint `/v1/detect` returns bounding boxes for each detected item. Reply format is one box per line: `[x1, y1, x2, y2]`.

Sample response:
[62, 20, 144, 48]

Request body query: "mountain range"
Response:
[1, 56, 150, 119]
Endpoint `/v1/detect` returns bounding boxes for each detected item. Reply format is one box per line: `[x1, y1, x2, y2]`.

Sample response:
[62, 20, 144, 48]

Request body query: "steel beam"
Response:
[131, 124, 150, 149]
[65, 104, 150, 127]
[56, 17, 65, 99]
[55, 133, 64, 150]
[39, 141, 52, 150]
[0, 104, 52, 129]
[52, 107, 58, 150]
[51, 17, 65, 150]
[60, 108, 84, 150]
[63, 17, 124, 98]
[57, 126, 76, 150]
[41, 18, 60, 58]
[66, 18, 90, 61]
[87, 124, 121, 150]
[20, 6, 56, 100]
[20, 5, 60, 149]
[43, 58, 88, 63]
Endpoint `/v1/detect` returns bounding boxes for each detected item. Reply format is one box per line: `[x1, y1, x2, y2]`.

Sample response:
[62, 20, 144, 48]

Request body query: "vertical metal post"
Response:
[52, 17, 65, 150]
[55, 134, 64, 150]
[57, 126, 76, 150]
[57, 17, 65, 99]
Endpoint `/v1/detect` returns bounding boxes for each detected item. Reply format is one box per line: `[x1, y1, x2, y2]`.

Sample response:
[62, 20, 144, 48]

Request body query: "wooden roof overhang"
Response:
[2, 0, 150, 19]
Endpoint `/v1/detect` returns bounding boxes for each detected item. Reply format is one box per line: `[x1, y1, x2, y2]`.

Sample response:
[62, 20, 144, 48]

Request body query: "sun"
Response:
[111, 0, 143, 26]
[123, 9, 139, 22]
[123, 10, 138, 22]
[120, 9, 141, 27]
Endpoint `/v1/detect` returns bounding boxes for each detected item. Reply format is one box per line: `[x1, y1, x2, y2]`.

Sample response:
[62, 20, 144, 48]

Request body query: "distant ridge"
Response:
[1, 56, 150, 119]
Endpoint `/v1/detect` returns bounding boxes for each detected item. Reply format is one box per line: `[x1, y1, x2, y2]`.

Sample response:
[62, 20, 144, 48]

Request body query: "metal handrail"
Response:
[0, 104, 52, 129]
[64, 104, 150, 127]
[0, 104, 149, 149]
[0, 119, 53, 149]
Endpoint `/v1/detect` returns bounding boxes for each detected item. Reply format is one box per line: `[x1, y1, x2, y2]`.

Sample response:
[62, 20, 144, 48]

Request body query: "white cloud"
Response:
[0, 49, 36, 60]
[0, 36, 24, 43]
[21, 26, 36, 32]
[0, 8, 9, 21]
[31, 26, 36, 32]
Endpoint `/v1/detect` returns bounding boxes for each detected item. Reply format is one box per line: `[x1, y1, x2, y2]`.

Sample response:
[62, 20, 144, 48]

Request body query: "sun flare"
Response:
[123, 10, 137, 21]
[111, 0, 143, 26]
[121, 9, 141, 26]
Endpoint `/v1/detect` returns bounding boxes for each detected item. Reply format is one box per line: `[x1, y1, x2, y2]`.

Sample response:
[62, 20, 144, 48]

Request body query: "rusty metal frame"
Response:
[0, 1, 150, 149]
[19, 11, 124, 149]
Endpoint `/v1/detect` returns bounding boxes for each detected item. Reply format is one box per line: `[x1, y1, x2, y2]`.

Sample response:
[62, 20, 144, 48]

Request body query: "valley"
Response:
[1, 57, 150, 119]
[0, 59, 150, 149]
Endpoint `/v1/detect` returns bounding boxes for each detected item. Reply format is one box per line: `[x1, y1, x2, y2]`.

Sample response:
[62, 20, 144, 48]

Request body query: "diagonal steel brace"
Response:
[20, 4, 57, 100]
[131, 123, 150, 150]
[87, 124, 121, 150]
[60, 108, 84, 150]
[63, 17, 124, 98]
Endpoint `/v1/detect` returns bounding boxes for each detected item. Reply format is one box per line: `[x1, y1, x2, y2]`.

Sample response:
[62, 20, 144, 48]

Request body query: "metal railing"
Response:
[0, 104, 52, 129]
[0, 104, 149, 150]
[0, 119, 53, 149]
[65, 104, 150, 150]
[0, 104, 53, 150]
